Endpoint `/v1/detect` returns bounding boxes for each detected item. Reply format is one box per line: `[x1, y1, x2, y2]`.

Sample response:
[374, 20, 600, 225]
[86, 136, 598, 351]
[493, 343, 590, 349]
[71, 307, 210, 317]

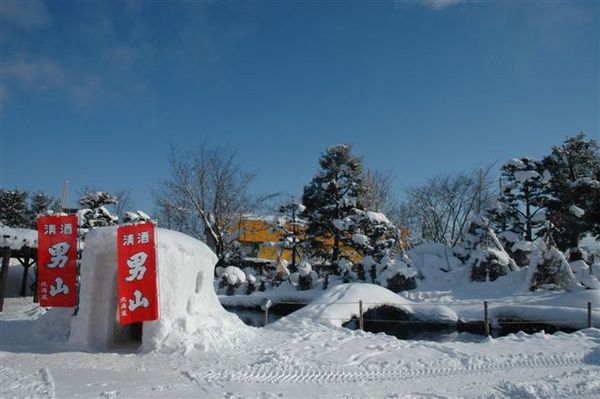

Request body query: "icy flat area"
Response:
[2, 297, 600, 399]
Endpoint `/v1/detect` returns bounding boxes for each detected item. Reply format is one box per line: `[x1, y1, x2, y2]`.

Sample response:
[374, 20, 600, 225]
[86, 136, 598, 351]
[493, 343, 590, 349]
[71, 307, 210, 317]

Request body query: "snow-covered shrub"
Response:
[220, 266, 246, 296]
[377, 258, 417, 293]
[245, 272, 257, 295]
[221, 241, 244, 268]
[122, 210, 152, 224]
[456, 215, 518, 282]
[274, 258, 290, 285]
[338, 258, 354, 283]
[77, 191, 119, 238]
[297, 261, 316, 290]
[527, 244, 579, 291]
[361, 255, 378, 283]
[508, 239, 537, 268]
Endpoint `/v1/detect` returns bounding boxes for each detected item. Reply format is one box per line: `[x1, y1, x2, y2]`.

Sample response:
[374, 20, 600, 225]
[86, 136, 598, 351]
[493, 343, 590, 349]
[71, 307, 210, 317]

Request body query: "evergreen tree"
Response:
[301, 144, 366, 270]
[29, 191, 54, 227]
[77, 191, 119, 236]
[492, 158, 546, 242]
[541, 133, 600, 251]
[277, 200, 306, 273]
[0, 189, 30, 228]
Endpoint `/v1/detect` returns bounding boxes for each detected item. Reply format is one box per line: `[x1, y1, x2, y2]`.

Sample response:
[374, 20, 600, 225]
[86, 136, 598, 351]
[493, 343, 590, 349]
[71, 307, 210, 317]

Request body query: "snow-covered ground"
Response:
[2, 228, 600, 398]
[2, 297, 600, 398]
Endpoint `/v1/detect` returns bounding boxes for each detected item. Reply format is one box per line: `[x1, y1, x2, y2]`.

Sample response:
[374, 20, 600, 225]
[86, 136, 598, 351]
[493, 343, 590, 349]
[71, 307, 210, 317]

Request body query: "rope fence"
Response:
[255, 299, 596, 335]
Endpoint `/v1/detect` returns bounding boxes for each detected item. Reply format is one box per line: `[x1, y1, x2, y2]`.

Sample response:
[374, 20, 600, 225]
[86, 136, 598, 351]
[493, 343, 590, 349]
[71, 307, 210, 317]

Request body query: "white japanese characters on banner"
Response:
[116, 222, 159, 324]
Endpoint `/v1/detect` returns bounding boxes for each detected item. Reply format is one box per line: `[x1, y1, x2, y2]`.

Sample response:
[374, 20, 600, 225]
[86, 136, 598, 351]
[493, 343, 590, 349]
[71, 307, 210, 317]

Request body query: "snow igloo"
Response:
[69, 226, 248, 353]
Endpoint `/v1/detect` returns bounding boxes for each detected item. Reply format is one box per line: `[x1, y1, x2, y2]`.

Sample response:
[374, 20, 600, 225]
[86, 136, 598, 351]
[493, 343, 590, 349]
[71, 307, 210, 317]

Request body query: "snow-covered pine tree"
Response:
[493, 158, 546, 240]
[77, 191, 119, 237]
[277, 200, 306, 273]
[301, 144, 366, 273]
[455, 215, 518, 282]
[527, 224, 579, 292]
[29, 191, 54, 227]
[490, 158, 547, 266]
[541, 133, 600, 251]
[0, 189, 31, 228]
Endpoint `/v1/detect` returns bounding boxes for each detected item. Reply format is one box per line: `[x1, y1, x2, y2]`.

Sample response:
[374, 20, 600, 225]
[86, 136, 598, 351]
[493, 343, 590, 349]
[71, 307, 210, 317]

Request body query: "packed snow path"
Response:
[2, 299, 600, 398]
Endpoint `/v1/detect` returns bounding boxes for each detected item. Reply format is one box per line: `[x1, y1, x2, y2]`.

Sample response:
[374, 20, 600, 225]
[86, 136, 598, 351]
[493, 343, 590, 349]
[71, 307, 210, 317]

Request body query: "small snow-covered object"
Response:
[123, 210, 152, 223]
[298, 261, 312, 277]
[261, 298, 273, 311]
[352, 234, 369, 246]
[569, 205, 585, 218]
[223, 266, 246, 286]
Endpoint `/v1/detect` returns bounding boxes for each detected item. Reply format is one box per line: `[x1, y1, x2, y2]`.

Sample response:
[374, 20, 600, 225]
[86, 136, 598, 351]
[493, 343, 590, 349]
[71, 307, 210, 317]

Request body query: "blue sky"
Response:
[1, 0, 598, 212]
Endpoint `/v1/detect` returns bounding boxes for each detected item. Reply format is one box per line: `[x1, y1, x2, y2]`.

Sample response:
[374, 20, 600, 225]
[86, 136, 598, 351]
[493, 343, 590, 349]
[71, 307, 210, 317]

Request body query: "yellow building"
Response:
[232, 217, 301, 262]
[231, 216, 364, 264]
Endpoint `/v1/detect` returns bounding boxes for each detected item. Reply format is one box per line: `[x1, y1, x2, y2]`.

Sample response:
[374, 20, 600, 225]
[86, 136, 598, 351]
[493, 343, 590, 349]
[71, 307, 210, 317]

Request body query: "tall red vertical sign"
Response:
[37, 214, 78, 307]
[117, 222, 159, 325]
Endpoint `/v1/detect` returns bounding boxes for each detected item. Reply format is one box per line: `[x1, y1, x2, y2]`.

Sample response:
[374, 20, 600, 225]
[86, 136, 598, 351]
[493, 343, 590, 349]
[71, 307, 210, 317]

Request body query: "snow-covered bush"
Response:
[122, 210, 152, 224]
[297, 261, 317, 290]
[338, 258, 354, 283]
[527, 244, 579, 292]
[245, 272, 257, 295]
[377, 258, 417, 293]
[219, 266, 247, 296]
[77, 191, 119, 237]
[274, 258, 290, 285]
[456, 215, 518, 282]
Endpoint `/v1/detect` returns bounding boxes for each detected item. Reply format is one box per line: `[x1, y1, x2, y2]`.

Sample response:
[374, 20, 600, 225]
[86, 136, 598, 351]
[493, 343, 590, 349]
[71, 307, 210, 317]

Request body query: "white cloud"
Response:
[397, 0, 466, 11]
[425, 0, 465, 10]
[0, 0, 50, 30]
[3, 54, 106, 109]
[4, 55, 67, 91]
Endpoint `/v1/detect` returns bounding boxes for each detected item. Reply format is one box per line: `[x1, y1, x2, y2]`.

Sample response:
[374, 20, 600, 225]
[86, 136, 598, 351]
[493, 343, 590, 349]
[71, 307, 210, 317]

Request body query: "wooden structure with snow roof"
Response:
[0, 226, 38, 311]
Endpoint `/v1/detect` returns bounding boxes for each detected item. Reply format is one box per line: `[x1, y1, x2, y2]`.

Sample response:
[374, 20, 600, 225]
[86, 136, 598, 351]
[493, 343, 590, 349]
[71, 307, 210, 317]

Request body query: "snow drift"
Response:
[69, 227, 250, 353]
[278, 283, 458, 328]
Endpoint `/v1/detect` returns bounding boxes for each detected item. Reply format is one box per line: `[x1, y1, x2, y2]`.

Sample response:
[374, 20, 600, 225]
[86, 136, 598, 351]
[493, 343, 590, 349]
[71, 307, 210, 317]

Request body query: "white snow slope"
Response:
[2, 230, 600, 398]
[2, 296, 600, 398]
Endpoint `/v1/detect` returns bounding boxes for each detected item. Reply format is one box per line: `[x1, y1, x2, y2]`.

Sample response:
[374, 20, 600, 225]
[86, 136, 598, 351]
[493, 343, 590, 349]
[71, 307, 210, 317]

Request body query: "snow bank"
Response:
[278, 283, 458, 328]
[0, 225, 37, 250]
[70, 227, 251, 353]
[407, 242, 462, 277]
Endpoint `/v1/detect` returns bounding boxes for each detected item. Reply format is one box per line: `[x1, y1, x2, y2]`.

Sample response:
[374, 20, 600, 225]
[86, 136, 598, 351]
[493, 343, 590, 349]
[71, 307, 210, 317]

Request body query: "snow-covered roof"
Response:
[0, 225, 38, 250]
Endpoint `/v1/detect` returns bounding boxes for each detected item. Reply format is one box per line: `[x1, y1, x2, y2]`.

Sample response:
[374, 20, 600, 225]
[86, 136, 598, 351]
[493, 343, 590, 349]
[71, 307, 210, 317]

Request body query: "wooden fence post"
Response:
[359, 300, 364, 331]
[484, 301, 489, 336]
[33, 265, 38, 303]
[261, 298, 272, 327]
[588, 301, 592, 329]
[0, 247, 12, 312]
[264, 306, 269, 327]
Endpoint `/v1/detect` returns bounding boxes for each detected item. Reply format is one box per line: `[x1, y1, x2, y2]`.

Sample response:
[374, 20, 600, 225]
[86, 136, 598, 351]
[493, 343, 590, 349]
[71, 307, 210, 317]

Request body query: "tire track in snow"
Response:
[0, 366, 55, 399]
[192, 352, 587, 385]
[39, 368, 56, 399]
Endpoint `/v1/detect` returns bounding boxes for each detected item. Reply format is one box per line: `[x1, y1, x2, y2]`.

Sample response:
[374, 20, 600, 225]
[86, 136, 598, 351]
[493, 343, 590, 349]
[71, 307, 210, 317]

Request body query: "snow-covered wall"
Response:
[69, 227, 250, 353]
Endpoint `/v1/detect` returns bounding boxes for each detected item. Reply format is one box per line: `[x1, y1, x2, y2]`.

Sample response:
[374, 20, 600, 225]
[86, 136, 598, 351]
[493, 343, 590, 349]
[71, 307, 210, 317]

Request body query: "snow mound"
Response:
[69, 227, 251, 353]
[407, 242, 461, 277]
[277, 283, 457, 328]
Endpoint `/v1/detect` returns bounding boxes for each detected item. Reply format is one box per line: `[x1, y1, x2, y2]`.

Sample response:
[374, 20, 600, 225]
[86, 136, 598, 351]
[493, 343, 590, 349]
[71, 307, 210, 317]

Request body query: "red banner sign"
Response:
[117, 222, 159, 325]
[37, 214, 78, 307]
